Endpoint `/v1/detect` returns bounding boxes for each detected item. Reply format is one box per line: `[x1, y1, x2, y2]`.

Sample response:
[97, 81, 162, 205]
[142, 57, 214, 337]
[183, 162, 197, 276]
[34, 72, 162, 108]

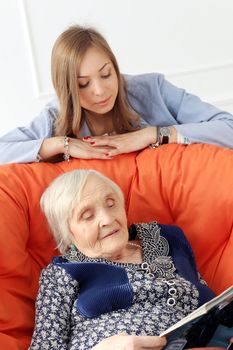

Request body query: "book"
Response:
[160, 285, 233, 349]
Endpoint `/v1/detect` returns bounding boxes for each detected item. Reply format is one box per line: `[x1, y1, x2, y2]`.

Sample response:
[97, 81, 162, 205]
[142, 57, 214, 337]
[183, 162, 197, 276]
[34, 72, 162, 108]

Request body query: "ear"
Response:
[69, 224, 76, 238]
[68, 213, 76, 236]
[68, 229, 78, 248]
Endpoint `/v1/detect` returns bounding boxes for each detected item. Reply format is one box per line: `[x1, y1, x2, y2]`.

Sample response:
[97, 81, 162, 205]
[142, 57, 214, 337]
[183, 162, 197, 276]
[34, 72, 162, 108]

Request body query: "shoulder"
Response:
[40, 259, 79, 288]
[158, 223, 195, 259]
[134, 221, 194, 261]
[41, 98, 59, 121]
[159, 224, 190, 245]
[133, 221, 186, 243]
[121, 73, 181, 120]
[123, 72, 165, 95]
[27, 98, 59, 138]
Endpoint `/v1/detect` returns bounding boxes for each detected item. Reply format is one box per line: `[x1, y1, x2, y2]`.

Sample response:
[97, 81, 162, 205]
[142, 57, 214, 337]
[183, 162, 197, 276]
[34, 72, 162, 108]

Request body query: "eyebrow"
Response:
[78, 62, 111, 78]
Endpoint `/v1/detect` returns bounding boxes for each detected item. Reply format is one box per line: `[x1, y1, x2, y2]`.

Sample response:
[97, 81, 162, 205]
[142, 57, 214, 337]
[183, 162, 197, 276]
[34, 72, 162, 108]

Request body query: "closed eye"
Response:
[101, 73, 111, 79]
[79, 81, 89, 88]
[81, 209, 94, 220]
[106, 198, 115, 207]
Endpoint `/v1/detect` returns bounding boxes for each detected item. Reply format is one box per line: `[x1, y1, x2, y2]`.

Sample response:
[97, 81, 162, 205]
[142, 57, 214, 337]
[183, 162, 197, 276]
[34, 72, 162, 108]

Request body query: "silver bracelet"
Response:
[63, 136, 70, 162]
[149, 127, 161, 149]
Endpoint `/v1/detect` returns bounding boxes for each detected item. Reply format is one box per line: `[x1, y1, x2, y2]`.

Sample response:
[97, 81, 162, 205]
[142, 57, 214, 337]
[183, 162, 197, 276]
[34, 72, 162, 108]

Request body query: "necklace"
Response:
[127, 242, 141, 249]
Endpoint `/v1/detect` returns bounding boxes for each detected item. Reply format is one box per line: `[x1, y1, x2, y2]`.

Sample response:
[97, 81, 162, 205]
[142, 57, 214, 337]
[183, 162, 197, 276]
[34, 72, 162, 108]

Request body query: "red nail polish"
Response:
[90, 142, 95, 145]
[83, 136, 91, 140]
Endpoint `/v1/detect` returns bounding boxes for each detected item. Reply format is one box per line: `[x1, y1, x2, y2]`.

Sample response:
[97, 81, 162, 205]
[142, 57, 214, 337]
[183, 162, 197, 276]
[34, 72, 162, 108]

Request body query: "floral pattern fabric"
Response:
[29, 222, 199, 350]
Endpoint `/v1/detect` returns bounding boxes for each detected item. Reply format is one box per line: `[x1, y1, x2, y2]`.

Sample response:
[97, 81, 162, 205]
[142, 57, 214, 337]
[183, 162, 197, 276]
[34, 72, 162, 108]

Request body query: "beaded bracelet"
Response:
[63, 136, 70, 162]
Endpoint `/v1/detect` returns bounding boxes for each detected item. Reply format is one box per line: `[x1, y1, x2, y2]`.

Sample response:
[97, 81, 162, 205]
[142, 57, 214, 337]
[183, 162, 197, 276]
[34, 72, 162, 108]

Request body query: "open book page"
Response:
[160, 285, 233, 337]
[160, 285, 233, 349]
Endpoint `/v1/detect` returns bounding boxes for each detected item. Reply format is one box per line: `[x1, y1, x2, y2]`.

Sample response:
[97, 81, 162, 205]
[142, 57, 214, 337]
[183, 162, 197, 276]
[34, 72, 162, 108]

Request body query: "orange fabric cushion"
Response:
[0, 144, 232, 349]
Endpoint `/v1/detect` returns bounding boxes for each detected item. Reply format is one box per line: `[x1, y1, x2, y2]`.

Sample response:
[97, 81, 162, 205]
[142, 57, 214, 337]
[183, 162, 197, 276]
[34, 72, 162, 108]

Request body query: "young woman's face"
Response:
[69, 175, 129, 260]
[78, 47, 119, 115]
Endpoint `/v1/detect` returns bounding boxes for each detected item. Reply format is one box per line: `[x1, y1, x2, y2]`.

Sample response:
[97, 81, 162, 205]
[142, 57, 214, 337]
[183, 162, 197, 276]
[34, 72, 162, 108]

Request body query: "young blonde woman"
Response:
[1, 25, 233, 164]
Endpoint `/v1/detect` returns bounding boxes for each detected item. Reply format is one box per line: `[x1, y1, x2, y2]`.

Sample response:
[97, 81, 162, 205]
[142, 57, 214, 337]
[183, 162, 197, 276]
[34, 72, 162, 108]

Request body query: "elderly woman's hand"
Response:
[91, 333, 167, 350]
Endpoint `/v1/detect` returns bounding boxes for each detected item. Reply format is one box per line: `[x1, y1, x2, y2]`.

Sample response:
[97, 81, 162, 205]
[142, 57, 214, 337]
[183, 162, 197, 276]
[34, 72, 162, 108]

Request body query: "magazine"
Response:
[160, 285, 233, 349]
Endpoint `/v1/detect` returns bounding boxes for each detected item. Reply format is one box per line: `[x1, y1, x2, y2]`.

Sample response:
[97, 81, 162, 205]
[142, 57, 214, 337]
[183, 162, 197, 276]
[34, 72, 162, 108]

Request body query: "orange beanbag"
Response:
[0, 144, 232, 350]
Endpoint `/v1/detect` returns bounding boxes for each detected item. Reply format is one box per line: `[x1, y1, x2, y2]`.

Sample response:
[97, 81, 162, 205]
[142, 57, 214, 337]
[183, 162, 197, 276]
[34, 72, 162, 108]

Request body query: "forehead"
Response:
[79, 46, 111, 75]
[80, 175, 116, 203]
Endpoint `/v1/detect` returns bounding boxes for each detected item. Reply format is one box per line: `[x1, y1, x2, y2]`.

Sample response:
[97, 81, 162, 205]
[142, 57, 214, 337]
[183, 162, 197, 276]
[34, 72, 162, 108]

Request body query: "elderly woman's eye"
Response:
[82, 210, 93, 220]
[106, 198, 115, 207]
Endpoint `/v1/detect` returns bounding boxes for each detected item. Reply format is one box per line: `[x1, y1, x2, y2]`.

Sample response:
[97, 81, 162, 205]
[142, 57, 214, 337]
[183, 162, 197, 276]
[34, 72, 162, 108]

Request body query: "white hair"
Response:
[40, 169, 124, 254]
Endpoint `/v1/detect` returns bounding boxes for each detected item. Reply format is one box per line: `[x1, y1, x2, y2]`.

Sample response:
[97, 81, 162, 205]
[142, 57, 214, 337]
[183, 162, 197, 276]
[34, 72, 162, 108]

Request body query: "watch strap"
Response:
[160, 127, 170, 145]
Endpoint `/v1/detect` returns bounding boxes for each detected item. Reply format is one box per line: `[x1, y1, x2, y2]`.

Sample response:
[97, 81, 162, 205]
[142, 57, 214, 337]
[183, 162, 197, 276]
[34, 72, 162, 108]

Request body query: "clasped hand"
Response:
[81, 127, 157, 158]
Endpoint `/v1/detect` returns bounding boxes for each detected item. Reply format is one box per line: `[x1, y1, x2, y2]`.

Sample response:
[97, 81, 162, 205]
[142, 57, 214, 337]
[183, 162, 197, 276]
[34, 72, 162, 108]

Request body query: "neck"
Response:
[84, 111, 114, 136]
[110, 241, 142, 264]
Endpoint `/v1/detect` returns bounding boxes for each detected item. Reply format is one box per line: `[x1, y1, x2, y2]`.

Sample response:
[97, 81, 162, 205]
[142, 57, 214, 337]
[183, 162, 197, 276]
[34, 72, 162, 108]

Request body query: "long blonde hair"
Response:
[51, 25, 139, 137]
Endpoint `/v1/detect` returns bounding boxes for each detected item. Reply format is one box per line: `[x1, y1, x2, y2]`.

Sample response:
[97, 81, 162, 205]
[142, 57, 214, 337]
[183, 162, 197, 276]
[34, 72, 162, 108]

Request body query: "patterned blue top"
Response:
[29, 222, 214, 350]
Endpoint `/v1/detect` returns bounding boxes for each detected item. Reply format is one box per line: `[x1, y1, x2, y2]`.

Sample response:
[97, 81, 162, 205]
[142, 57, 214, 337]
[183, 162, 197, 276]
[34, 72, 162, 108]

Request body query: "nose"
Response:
[92, 79, 105, 96]
[99, 209, 114, 227]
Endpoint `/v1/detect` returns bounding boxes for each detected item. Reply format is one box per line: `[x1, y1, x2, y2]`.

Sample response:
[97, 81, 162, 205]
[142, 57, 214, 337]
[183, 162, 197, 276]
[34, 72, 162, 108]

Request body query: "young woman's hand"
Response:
[91, 333, 167, 350]
[83, 126, 178, 156]
[39, 136, 113, 160]
[69, 138, 114, 159]
[82, 127, 158, 156]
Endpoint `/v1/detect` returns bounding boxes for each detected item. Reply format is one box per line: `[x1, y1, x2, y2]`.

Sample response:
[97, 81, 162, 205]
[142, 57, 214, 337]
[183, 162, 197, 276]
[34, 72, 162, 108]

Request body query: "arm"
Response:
[124, 73, 233, 149]
[160, 76, 233, 148]
[0, 101, 58, 164]
[0, 100, 112, 164]
[81, 126, 177, 157]
[29, 264, 79, 350]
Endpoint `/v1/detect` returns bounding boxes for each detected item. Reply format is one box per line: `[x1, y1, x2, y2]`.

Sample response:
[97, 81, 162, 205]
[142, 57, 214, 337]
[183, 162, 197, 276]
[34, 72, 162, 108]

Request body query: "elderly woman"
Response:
[29, 169, 216, 350]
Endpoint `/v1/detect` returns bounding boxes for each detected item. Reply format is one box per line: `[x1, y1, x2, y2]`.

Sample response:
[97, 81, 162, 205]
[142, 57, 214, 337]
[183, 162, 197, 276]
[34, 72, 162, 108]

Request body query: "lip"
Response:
[96, 96, 111, 106]
[102, 229, 119, 239]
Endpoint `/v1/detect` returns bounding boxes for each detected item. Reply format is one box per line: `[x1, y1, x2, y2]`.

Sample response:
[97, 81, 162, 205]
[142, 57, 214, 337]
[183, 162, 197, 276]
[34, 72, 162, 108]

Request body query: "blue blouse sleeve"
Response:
[125, 73, 233, 149]
[0, 100, 58, 164]
[160, 76, 233, 147]
[29, 264, 79, 350]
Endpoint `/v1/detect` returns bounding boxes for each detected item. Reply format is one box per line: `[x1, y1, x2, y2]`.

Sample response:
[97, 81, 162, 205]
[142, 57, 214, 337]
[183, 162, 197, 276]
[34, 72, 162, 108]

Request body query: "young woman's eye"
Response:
[79, 82, 89, 89]
[101, 73, 111, 79]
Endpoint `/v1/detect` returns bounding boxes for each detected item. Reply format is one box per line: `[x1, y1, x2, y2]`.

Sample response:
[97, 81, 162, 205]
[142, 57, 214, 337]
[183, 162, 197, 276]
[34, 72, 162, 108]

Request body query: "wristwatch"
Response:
[159, 127, 171, 144]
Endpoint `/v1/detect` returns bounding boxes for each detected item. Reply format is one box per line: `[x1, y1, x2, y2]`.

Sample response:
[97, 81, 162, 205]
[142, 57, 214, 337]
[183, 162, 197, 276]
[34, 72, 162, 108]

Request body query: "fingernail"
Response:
[105, 153, 109, 156]
[83, 136, 91, 140]
[90, 142, 95, 145]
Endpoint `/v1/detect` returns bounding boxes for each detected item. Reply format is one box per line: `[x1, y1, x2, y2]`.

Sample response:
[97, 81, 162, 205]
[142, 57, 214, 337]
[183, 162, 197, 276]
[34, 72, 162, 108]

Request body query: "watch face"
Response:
[160, 127, 171, 137]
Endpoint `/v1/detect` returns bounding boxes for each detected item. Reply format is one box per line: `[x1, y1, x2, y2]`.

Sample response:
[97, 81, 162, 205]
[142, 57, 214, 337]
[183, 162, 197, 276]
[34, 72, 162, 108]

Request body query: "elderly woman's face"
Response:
[69, 175, 128, 260]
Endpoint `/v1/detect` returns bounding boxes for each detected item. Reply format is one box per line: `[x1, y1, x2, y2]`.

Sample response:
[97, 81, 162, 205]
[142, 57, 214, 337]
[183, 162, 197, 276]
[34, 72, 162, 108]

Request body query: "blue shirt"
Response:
[1, 73, 233, 164]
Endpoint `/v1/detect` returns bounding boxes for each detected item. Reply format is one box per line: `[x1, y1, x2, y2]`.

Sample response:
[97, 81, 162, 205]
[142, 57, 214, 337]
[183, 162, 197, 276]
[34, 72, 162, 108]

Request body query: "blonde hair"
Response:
[40, 169, 124, 254]
[51, 25, 139, 137]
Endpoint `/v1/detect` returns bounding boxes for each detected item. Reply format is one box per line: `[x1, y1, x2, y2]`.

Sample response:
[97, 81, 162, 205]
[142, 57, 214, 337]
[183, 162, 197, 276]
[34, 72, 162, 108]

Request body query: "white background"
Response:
[1, 0, 233, 136]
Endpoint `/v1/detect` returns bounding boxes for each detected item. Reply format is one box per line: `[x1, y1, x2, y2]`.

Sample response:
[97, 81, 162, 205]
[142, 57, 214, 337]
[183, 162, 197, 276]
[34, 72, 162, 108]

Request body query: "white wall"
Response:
[1, 0, 233, 136]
